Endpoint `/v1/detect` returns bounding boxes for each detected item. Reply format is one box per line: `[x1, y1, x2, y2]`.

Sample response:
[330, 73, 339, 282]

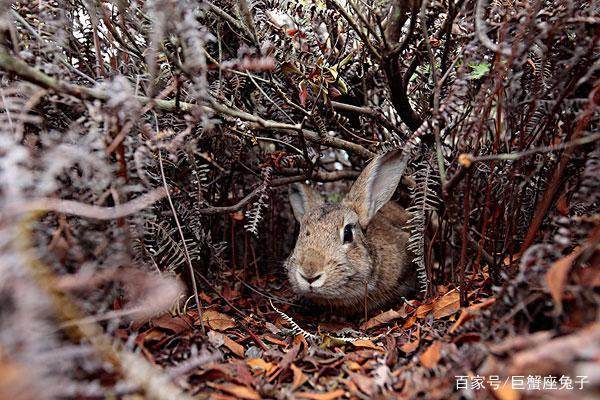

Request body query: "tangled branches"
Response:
[0, 0, 599, 397]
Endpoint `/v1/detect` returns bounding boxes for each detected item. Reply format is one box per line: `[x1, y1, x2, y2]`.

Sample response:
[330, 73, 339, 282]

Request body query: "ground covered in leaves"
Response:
[129, 255, 599, 400]
[1, 1, 599, 399]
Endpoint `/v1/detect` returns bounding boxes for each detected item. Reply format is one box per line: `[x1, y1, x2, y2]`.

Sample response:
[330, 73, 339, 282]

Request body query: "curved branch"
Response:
[0, 50, 374, 158]
[5, 188, 167, 220]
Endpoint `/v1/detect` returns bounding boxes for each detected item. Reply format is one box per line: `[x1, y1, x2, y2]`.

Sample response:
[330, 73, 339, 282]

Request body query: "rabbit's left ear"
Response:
[344, 150, 408, 228]
[289, 183, 323, 222]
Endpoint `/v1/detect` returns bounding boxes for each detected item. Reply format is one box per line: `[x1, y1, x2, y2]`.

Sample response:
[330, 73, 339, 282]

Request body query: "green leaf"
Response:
[337, 77, 348, 95]
[468, 61, 490, 79]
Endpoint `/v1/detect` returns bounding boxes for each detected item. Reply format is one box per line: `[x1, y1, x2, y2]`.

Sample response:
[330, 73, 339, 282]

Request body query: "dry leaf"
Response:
[296, 389, 346, 400]
[432, 290, 460, 319]
[402, 315, 417, 329]
[415, 302, 434, 318]
[400, 327, 420, 354]
[351, 339, 384, 351]
[400, 339, 419, 354]
[546, 248, 580, 312]
[151, 313, 192, 334]
[208, 331, 244, 357]
[263, 335, 287, 347]
[207, 382, 261, 400]
[493, 386, 520, 400]
[223, 335, 245, 358]
[291, 363, 309, 390]
[419, 341, 442, 368]
[203, 310, 236, 331]
[449, 297, 496, 333]
[345, 360, 362, 371]
[349, 372, 374, 396]
[247, 358, 275, 374]
[360, 308, 406, 330]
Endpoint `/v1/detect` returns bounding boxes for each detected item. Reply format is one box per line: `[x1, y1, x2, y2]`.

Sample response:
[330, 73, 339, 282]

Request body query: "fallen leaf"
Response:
[419, 341, 442, 369]
[223, 335, 245, 358]
[415, 302, 434, 318]
[202, 310, 235, 331]
[207, 382, 261, 400]
[400, 328, 420, 354]
[546, 248, 581, 312]
[207, 331, 244, 357]
[247, 358, 275, 374]
[351, 339, 384, 351]
[345, 360, 361, 371]
[360, 308, 407, 330]
[493, 385, 520, 400]
[263, 335, 287, 347]
[296, 389, 345, 400]
[449, 297, 496, 333]
[402, 315, 416, 329]
[349, 372, 374, 396]
[291, 363, 308, 390]
[268, 343, 300, 382]
[432, 290, 460, 319]
[151, 313, 192, 334]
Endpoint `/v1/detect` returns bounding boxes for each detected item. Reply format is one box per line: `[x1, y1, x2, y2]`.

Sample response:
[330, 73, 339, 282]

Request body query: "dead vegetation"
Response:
[0, 0, 598, 399]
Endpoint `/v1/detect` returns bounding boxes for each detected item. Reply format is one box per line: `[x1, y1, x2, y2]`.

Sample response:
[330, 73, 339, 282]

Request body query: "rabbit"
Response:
[285, 150, 416, 315]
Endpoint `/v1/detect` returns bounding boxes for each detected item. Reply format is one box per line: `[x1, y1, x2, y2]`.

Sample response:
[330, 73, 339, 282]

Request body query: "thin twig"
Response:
[157, 150, 205, 334]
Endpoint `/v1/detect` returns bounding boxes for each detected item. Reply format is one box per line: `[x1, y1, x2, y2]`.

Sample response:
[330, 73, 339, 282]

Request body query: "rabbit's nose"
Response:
[300, 272, 322, 284]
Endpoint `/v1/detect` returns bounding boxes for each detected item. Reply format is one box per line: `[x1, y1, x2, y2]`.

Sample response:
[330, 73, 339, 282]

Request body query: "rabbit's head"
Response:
[285, 150, 407, 307]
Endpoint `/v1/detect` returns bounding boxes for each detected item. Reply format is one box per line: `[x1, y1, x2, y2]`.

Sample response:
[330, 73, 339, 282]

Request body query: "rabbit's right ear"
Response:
[344, 149, 408, 228]
[289, 183, 323, 222]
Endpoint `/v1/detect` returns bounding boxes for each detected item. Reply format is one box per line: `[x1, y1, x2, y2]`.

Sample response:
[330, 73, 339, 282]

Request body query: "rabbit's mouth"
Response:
[294, 269, 327, 292]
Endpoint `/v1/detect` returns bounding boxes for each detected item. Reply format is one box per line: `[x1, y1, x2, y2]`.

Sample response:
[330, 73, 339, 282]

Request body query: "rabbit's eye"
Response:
[343, 224, 353, 243]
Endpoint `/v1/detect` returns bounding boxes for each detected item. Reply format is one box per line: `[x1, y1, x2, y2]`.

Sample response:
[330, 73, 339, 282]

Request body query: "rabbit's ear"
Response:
[344, 150, 408, 228]
[289, 183, 324, 222]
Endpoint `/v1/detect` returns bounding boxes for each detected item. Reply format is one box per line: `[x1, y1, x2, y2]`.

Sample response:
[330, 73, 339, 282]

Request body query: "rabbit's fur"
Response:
[285, 150, 416, 314]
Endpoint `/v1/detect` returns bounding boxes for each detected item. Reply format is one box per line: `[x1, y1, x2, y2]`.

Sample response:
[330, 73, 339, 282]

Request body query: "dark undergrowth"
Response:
[0, 0, 598, 399]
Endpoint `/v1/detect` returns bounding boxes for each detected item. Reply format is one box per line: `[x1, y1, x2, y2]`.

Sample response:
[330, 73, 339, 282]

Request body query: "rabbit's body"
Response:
[286, 150, 416, 314]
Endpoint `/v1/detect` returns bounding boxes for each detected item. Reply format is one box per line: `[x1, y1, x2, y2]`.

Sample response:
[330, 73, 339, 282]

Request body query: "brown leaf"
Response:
[231, 211, 245, 221]
[493, 386, 521, 400]
[419, 341, 442, 369]
[263, 335, 287, 347]
[349, 372, 374, 396]
[223, 335, 245, 358]
[360, 307, 407, 330]
[415, 302, 434, 318]
[151, 313, 192, 334]
[202, 310, 235, 331]
[268, 343, 300, 382]
[402, 315, 416, 329]
[247, 358, 275, 376]
[432, 290, 460, 319]
[291, 363, 309, 390]
[546, 248, 580, 312]
[449, 297, 496, 333]
[296, 389, 345, 400]
[207, 330, 244, 357]
[351, 339, 384, 351]
[400, 327, 420, 354]
[207, 382, 261, 400]
[299, 82, 308, 107]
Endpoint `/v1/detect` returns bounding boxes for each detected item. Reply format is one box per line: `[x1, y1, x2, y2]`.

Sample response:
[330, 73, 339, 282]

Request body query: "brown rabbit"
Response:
[285, 150, 416, 314]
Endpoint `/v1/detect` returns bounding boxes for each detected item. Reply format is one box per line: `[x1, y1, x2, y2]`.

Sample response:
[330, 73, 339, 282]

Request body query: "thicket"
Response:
[0, 0, 598, 398]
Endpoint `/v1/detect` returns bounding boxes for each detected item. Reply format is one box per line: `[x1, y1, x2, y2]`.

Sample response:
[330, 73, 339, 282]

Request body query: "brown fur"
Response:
[286, 150, 415, 314]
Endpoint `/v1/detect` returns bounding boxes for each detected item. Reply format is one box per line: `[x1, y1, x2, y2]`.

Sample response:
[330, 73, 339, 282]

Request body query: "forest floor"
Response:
[126, 252, 599, 400]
